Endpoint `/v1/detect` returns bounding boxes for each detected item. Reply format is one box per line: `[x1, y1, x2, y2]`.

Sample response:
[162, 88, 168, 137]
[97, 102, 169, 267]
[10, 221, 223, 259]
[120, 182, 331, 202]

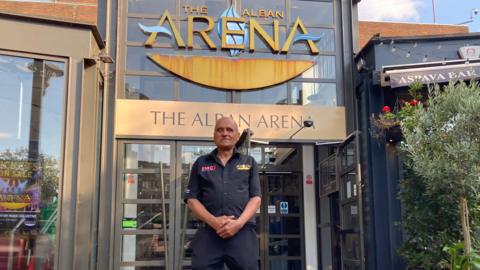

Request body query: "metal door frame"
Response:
[113, 140, 218, 270]
[336, 132, 364, 270]
[113, 140, 176, 269]
[257, 172, 306, 270]
[173, 141, 215, 269]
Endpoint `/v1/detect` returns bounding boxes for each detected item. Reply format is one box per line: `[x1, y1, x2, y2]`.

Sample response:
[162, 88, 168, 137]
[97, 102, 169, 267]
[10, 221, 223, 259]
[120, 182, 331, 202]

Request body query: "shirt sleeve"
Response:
[249, 157, 262, 198]
[183, 159, 201, 204]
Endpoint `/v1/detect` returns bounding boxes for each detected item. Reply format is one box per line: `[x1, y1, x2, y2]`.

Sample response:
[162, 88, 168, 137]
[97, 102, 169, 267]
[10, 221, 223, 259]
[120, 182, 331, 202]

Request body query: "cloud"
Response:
[358, 0, 422, 21]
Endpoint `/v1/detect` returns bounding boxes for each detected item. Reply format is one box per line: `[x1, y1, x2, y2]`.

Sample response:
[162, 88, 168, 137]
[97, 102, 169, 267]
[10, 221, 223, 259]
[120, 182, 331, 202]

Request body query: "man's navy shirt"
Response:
[184, 148, 261, 225]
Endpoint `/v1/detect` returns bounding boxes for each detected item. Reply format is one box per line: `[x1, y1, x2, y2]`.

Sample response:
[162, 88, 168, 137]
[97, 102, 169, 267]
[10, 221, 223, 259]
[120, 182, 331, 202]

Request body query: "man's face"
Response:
[213, 117, 240, 150]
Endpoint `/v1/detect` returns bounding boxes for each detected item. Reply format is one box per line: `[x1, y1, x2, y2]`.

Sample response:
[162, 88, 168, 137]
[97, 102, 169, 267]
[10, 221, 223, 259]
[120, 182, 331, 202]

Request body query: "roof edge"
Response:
[356, 32, 480, 60]
[0, 11, 105, 49]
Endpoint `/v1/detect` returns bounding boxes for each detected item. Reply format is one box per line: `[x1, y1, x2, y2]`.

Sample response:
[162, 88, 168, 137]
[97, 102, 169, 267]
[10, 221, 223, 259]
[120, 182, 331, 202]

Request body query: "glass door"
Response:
[174, 143, 216, 270]
[114, 142, 174, 270]
[114, 141, 306, 270]
[114, 141, 215, 270]
[257, 173, 304, 270]
[336, 133, 364, 270]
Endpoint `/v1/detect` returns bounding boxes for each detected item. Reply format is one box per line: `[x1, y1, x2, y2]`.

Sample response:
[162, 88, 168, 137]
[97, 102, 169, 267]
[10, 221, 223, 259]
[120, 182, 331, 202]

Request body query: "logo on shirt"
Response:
[201, 165, 217, 172]
[236, 164, 251, 171]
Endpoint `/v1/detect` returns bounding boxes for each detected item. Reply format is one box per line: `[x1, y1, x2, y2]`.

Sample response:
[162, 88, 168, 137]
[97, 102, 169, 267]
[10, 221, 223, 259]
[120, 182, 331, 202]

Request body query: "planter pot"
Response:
[385, 125, 403, 144]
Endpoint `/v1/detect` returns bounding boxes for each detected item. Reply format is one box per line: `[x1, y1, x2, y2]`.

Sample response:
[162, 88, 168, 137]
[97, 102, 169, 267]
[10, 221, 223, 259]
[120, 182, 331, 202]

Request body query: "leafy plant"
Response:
[370, 82, 423, 140]
[399, 81, 480, 268]
[438, 242, 480, 270]
[398, 165, 462, 269]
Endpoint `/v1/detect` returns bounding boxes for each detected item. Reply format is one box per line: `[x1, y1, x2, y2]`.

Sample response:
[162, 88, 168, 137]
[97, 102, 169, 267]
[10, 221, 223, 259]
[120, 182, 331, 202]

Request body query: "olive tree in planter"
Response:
[401, 81, 480, 261]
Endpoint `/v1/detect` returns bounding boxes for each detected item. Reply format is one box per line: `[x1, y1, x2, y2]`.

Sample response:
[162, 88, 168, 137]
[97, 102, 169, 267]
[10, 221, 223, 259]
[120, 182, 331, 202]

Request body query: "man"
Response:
[184, 116, 262, 270]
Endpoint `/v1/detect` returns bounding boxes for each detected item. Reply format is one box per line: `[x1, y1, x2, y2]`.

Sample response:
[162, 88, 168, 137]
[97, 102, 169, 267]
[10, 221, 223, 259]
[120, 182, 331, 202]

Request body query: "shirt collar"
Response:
[209, 147, 240, 163]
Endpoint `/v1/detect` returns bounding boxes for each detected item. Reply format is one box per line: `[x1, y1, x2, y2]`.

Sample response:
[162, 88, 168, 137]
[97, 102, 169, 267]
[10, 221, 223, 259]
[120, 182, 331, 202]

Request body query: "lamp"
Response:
[289, 119, 314, 139]
[98, 52, 114, 64]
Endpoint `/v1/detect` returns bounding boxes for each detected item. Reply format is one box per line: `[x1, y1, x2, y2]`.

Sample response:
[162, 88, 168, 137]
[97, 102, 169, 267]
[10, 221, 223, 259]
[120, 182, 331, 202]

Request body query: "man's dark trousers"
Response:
[191, 225, 259, 270]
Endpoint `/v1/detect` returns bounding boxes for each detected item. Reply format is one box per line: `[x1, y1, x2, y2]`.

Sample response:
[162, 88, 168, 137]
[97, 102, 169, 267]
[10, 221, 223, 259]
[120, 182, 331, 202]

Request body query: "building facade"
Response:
[0, 0, 363, 269]
[355, 33, 480, 270]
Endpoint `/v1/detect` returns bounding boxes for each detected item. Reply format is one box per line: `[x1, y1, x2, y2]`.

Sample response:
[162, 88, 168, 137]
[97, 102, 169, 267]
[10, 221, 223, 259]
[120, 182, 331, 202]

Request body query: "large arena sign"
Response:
[139, 2, 323, 89]
[116, 100, 346, 141]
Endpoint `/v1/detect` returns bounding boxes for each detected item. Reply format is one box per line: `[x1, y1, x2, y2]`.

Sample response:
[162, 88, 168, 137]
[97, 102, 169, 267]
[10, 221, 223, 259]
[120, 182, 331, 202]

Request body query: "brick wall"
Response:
[359, 21, 469, 49]
[0, 0, 97, 25]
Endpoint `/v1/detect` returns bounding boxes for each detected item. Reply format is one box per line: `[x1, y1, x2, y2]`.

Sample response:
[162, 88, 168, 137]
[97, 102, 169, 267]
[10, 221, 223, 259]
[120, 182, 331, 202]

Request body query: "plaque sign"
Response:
[386, 62, 480, 88]
[115, 100, 346, 141]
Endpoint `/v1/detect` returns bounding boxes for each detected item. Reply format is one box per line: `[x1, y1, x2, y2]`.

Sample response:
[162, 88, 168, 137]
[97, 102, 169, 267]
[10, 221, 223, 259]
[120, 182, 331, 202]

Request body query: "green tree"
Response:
[401, 81, 480, 262]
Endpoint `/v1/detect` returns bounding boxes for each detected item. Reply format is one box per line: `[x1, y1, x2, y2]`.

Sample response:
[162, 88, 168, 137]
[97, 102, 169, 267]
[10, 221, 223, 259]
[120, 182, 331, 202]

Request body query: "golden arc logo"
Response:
[143, 5, 322, 90]
[148, 54, 315, 90]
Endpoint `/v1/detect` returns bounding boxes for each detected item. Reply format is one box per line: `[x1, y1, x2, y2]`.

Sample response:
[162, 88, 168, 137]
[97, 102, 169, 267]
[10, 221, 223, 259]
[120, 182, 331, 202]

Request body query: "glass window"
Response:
[125, 76, 175, 100]
[127, 18, 163, 43]
[269, 195, 300, 214]
[269, 238, 301, 256]
[126, 47, 174, 73]
[242, 0, 287, 24]
[122, 204, 169, 230]
[268, 175, 300, 194]
[123, 174, 170, 200]
[343, 233, 361, 260]
[179, 79, 229, 103]
[179, 20, 222, 49]
[121, 267, 166, 270]
[179, 0, 226, 21]
[291, 1, 334, 26]
[248, 24, 287, 52]
[4, 0, 53, 2]
[250, 147, 262, 164]
[0, 54, 66, 270]
[289, 28, 335, 53]
[289, 55, 336, 79]
[291, 82, 336, 106]
[126, 47, 226, 73]
[127, 0, 176, 15]
[124, 144, 171, 170]
[121, 234, 167, 261]
[269, 216, 300, 235]
[240, 85, 287, 105]
[270, 260, 302, 270]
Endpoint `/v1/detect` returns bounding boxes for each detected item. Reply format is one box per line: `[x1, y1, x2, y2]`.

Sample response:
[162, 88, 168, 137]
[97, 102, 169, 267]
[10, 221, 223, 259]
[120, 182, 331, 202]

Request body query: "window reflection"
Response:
[0, 54, 65, 270]
[291, 82, 336, 106]
[127, 0, 176, 14]
[127, 47, 174, 73]
[242, 0, 286, 24]
[127, 18, 161, 43]
[179, 79, 229, 103]
[289, 28, 335, 53]
[125, 144, 171, 170]
[290, 55, 336, 79]
[125, 76, 175, 100]
[179, 0, 226, 20]
[291, 1, 334, 25]
[240, 85, 287, 105]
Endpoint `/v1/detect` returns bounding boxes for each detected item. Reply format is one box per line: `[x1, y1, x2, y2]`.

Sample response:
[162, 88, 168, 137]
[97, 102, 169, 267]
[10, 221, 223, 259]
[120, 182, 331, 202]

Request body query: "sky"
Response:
[358, 0, 480, 33]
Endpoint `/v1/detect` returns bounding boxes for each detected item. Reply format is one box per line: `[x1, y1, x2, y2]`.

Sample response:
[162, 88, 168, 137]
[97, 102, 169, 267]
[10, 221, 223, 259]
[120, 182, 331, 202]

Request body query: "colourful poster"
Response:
[0, 160, 41, 222]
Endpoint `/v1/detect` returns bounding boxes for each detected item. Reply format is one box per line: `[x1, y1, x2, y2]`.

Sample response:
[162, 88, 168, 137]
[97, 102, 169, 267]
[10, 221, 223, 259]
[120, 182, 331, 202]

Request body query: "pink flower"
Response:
[382, 106, 391, 113]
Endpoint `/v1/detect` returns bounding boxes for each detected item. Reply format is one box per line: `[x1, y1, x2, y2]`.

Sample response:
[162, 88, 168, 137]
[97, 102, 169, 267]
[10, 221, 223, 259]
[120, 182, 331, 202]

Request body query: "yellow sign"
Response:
[148, 54, 314, 90]
[115, 100, 346, 141]
[138, 3, 324, 90]
[143, 9, 320, 53]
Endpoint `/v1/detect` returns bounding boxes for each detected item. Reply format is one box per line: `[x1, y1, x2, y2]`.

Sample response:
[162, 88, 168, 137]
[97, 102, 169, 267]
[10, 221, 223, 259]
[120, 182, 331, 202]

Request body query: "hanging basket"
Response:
[385, 125, 403, 144]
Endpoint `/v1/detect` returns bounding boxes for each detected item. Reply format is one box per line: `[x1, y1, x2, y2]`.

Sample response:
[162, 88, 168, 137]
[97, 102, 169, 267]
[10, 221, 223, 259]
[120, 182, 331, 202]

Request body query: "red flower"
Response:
[410, 100, 418, 106]
[382, 106, 391, 113]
